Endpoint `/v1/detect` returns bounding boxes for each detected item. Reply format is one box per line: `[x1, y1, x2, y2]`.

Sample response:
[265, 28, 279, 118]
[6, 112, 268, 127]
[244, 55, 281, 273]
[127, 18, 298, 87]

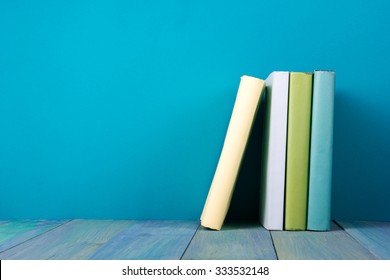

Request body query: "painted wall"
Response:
[1, 0, 389, 220]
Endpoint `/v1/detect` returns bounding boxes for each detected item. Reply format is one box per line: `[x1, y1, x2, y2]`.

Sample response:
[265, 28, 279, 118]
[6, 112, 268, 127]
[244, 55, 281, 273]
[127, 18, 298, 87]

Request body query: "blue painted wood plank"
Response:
[0, 220, 133, 259]
[182, 222, 277, 260]
[271, 222, 377, 259]
[0, 220, 69, 253]
[337, 221, 390, 259]
[89, 220, 198, 260]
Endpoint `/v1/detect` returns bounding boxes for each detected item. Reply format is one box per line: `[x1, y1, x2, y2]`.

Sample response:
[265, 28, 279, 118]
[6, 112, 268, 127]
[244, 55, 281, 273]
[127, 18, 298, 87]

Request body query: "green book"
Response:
[284, 72, 313, 230]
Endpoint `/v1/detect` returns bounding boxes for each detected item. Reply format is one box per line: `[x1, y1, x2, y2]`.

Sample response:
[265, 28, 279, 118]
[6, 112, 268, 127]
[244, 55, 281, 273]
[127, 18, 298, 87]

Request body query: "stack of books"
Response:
[201, 71, 335, 231]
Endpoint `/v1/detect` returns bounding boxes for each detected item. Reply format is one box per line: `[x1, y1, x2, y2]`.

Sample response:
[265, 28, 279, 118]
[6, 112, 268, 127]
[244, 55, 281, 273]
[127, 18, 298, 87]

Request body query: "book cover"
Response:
[307, 70, 336, 231]
[259, 71, 289, 230]
[201, 75, 265, 230]
[284, 72, 313, 230]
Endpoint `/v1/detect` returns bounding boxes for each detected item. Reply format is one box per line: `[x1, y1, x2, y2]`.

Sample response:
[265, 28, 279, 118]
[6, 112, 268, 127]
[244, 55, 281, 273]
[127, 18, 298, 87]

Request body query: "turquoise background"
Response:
[1, 0, 389, 220]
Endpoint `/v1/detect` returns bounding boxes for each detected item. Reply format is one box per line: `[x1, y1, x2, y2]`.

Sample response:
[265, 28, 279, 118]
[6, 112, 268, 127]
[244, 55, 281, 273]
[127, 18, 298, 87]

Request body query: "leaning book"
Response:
[201, 75, 265, 230]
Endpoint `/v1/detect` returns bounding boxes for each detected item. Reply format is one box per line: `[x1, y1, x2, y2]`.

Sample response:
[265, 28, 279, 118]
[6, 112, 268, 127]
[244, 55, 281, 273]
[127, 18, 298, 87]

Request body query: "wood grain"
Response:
[337, 220, 390, 259]
[0, 219, 133, 259]
[0, 220, 69, 253]
[89, 220, 198, 260]
[271, 222, 377, 259]
[1, 219, 388, 260]
[182, 222, 277, 260]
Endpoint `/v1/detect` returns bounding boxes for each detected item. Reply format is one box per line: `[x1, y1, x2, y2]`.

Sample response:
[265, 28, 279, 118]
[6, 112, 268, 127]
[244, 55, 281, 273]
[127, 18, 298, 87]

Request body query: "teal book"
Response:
[307, 70, 335, 231]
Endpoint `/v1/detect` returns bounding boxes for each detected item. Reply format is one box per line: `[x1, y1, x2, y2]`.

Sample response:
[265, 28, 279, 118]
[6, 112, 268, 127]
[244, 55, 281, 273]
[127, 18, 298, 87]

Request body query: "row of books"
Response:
[200, 71, 335, 231]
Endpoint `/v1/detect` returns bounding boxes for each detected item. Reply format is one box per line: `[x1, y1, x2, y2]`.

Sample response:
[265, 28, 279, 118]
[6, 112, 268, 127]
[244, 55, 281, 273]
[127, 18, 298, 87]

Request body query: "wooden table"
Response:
[0, 220, 388, 260]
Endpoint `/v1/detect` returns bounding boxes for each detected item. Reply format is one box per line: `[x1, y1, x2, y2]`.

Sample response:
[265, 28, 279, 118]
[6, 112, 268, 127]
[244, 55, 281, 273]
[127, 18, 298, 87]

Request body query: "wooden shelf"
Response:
[0, 220, 388, 260]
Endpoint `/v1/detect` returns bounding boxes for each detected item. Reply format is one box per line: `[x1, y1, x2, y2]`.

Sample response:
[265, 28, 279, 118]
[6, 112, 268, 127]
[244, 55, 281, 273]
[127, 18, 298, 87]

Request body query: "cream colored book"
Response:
[201, 75, 265, 230]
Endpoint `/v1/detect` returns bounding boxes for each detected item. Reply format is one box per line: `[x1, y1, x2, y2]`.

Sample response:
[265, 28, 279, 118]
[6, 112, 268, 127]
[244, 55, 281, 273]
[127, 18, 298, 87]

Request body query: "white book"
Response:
[201, 75, 265, 230]
[259, 71, 289, 230]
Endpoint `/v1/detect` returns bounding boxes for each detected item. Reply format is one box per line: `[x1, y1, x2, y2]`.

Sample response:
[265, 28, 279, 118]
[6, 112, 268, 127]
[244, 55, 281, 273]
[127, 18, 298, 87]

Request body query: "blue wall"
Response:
[1, 0, 389, 220]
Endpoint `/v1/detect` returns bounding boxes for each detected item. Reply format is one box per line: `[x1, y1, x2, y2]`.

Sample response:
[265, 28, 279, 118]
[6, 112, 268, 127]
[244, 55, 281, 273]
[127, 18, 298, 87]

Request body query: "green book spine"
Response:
[284, 72, 313, 230]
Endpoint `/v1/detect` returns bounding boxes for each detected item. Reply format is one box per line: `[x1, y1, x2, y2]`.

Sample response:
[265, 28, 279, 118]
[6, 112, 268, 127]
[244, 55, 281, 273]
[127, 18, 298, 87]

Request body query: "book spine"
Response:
[259, 72, 289, 230]
[307, 71, 335, 231]
[284, 72, 313, 230]
[201, 76, 265, 230]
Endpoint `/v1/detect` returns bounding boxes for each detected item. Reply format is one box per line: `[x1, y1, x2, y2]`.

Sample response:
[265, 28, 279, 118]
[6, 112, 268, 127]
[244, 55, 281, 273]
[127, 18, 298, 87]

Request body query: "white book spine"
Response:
[259, 72, 289, 230]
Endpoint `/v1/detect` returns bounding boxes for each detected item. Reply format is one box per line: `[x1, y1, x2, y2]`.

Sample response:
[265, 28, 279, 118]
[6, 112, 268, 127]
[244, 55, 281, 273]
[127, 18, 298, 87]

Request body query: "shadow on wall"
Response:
[332, 91, 390, 222]
[225, 89, 390, 223]
[226, 94, 266, 221]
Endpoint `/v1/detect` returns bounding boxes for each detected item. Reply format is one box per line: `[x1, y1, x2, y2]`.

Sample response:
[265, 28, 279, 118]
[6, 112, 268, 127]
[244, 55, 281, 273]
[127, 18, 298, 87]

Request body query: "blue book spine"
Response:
[307, 70, 335, 231]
